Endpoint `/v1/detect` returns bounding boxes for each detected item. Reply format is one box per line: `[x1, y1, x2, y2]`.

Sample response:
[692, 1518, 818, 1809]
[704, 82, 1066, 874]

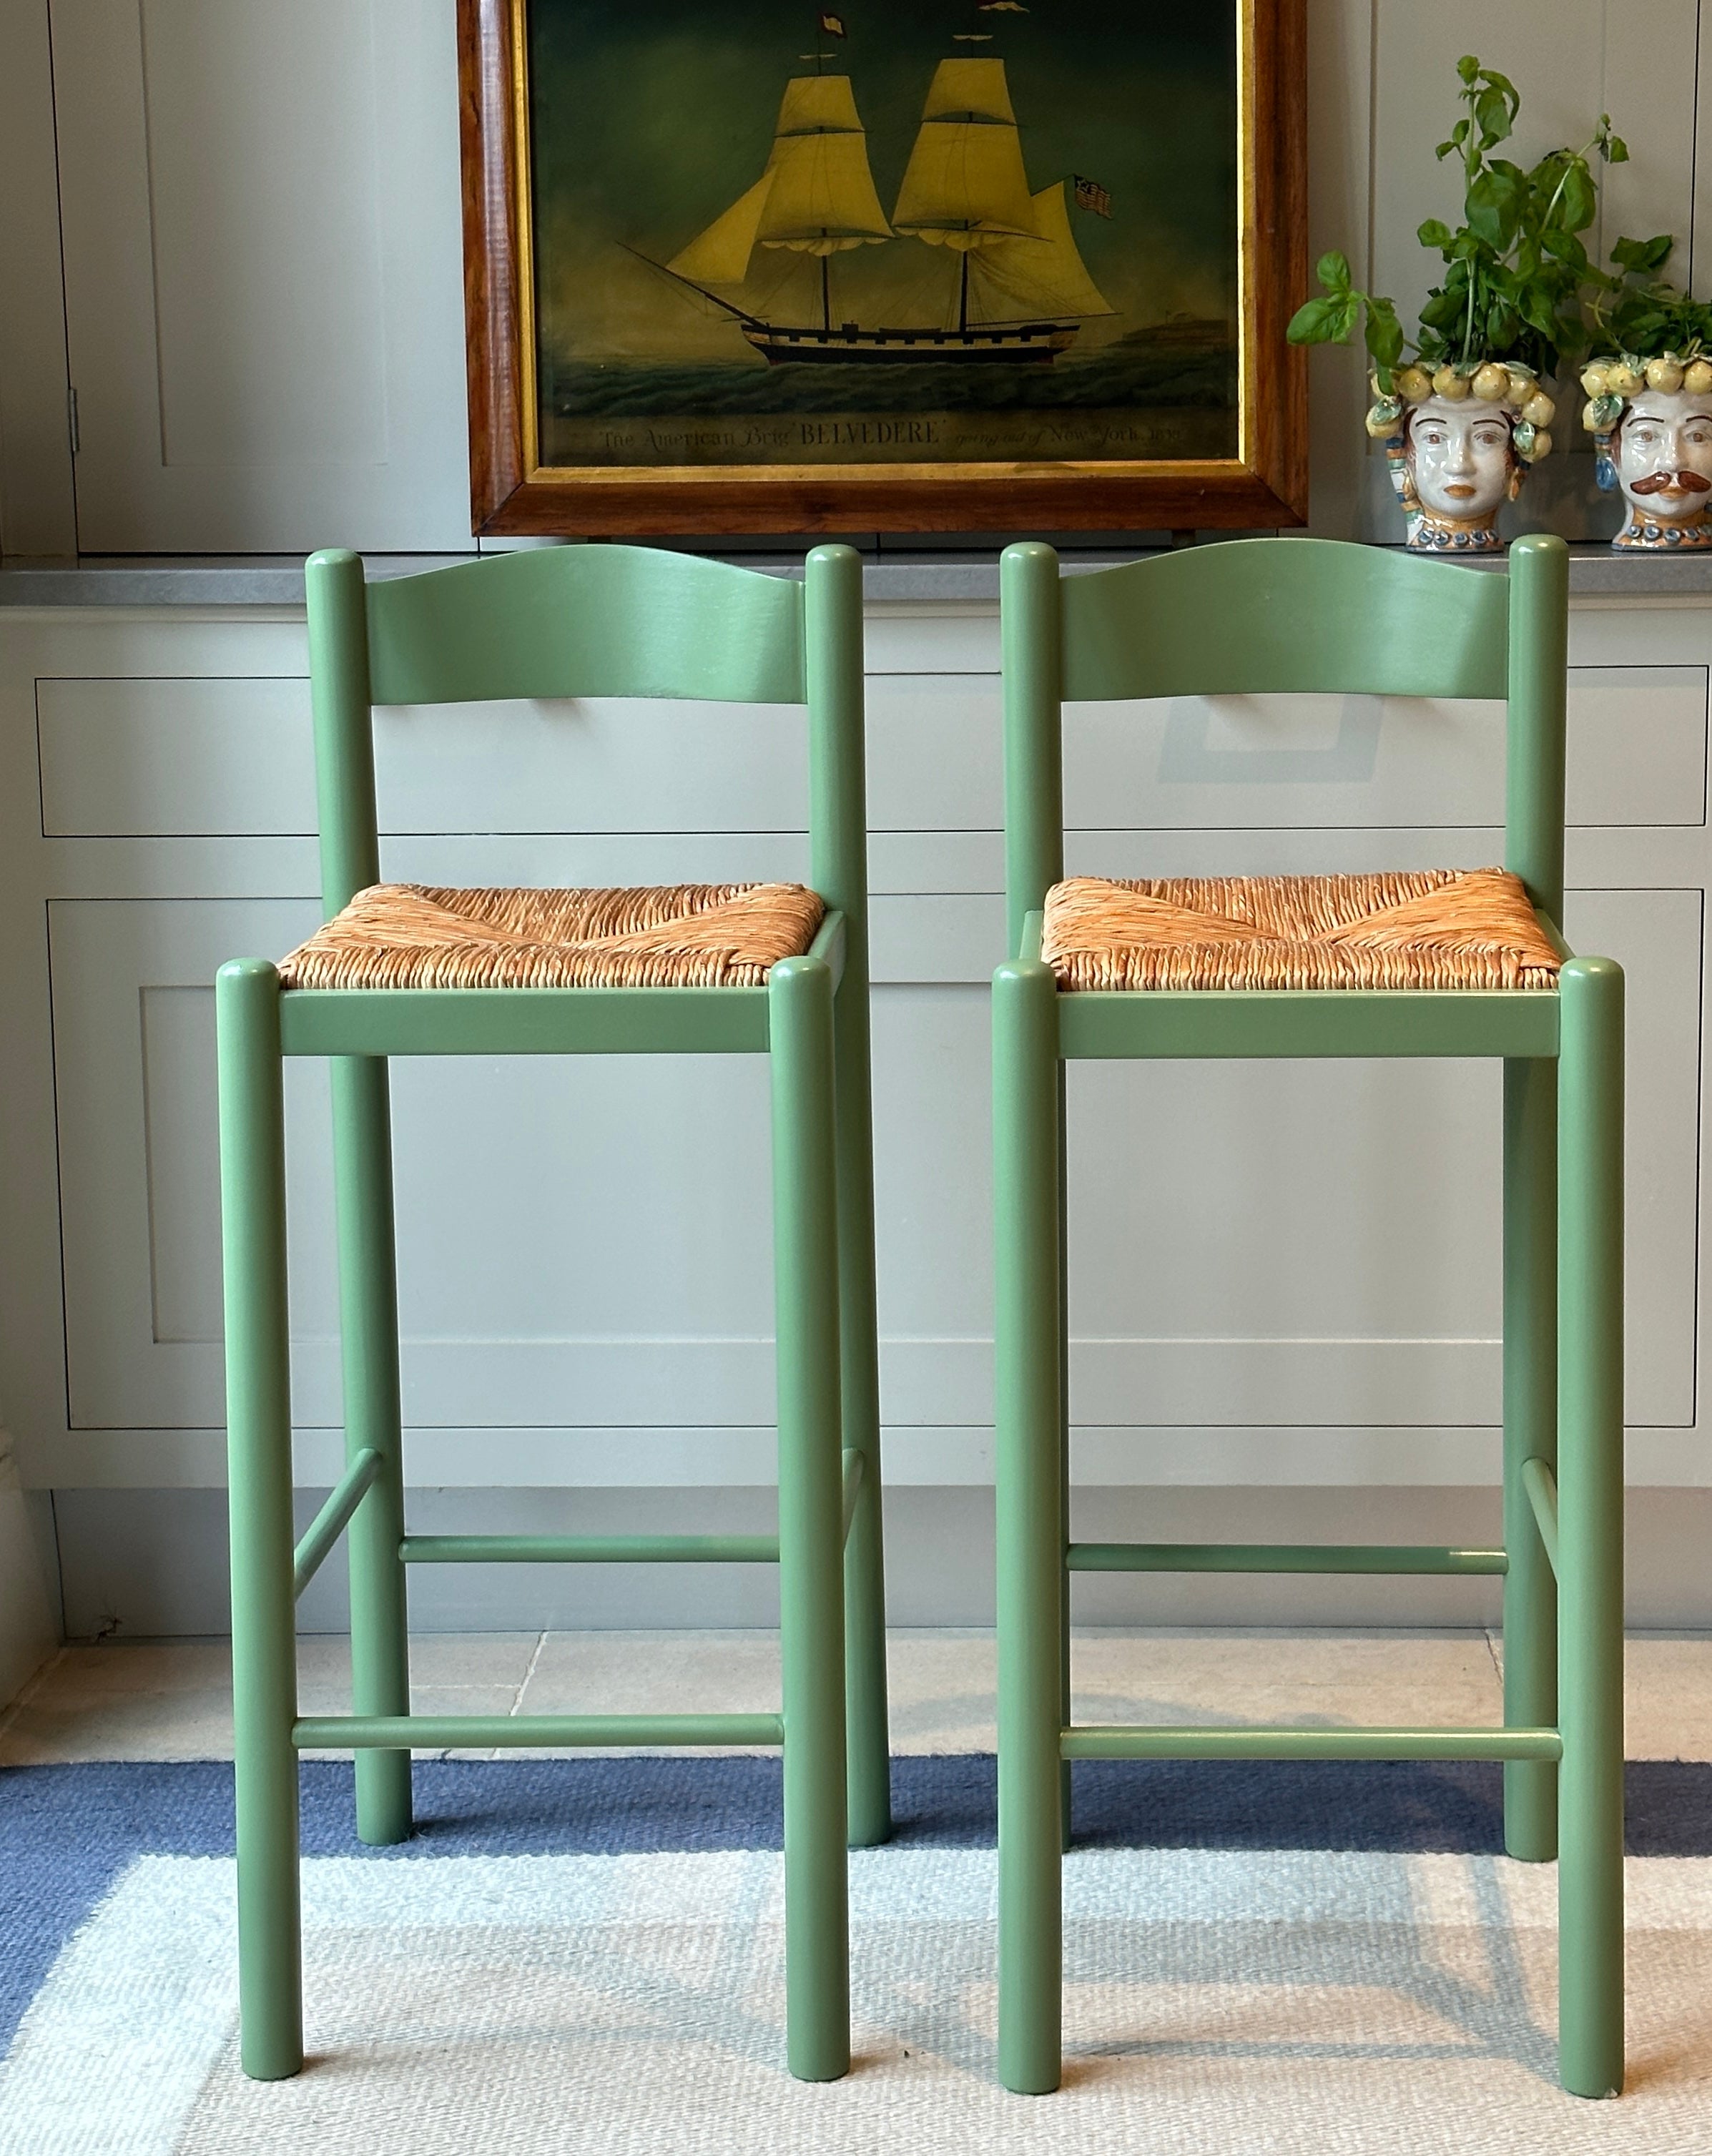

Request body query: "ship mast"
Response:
[890, 58, 1036, 332]
[666, 72, 890, 330]
[891, 58, 1114, 333]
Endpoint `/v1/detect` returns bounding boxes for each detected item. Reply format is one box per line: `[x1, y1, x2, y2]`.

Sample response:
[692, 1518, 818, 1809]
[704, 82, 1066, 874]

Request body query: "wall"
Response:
[0, 1424, 57, 1698]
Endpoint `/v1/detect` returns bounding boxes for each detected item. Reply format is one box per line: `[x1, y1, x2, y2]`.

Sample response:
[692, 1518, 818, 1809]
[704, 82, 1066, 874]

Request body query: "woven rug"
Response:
[4, 1758, 1711, 2154]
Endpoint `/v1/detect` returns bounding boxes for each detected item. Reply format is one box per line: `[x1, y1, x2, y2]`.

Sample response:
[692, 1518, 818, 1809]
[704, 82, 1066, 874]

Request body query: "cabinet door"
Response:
[48, 0, 469, 551]
[50, 899, 789, 1438]
[870, 893, 1698, 1454]
[1063, 889, 1696, 1444]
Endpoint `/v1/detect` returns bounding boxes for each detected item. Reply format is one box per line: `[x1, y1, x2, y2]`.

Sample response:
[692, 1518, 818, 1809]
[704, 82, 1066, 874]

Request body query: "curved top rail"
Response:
[350, 544, 807, 708]
[1057, 536, 1514, 704]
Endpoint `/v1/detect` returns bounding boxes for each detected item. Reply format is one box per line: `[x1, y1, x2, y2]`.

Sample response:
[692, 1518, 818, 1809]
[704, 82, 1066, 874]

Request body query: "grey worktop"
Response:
[4, 543, 1712, 607]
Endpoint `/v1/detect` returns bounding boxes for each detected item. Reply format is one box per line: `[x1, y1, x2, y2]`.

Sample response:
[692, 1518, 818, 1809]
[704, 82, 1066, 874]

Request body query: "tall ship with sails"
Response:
[649, 55, 1114, 365]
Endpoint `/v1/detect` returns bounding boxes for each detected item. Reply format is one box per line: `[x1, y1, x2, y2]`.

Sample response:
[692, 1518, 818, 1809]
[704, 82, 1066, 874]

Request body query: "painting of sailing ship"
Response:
[524, 0, 1241, 470]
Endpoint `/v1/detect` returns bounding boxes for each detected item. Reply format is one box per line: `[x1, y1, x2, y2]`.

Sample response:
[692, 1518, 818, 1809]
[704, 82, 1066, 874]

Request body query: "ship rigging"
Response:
[639, 54, 1114, 365]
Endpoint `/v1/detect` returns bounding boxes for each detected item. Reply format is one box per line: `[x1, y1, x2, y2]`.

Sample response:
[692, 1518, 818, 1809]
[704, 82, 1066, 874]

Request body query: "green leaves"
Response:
[1315, 250, 1353, 295]
[1465, 159, 1527, 250]
[1557, 159, 1596, 232]
[1286, 295, 1352, 345]
[1600, 233, 1711, 362]
[1611, 233, 1673, 275]
[1603, 234, 1698, 353]
[1402, 54, 1630, 375]
[1286, 252, 1390, 370]
[1285, 255, 1402, 386]
[1596, 116, 1629, 165]
[1474, 84, 1515, 150]
[1363, 293, 1404, 370]
[1297, 55, 1633, 385]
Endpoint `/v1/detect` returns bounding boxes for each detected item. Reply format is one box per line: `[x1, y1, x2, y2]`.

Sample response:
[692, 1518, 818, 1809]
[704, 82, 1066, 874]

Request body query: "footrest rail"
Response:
[1061, 1723, 1563, 1762]
[1066, 1542, 1508, 1575]
[293, 1712, 784, 1750]
[400, 1533, 779, 1565]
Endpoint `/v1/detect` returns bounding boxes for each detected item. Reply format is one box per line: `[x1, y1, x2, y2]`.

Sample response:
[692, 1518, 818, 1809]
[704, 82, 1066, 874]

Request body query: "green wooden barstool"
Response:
[217, 542, 890, 2084]
[992, 533, 1625, 2098]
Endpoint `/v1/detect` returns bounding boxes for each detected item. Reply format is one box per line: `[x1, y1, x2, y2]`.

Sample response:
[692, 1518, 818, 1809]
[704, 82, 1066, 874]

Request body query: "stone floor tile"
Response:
[518, 1630, 783, 1718]
[0, 1688, 235, 1766]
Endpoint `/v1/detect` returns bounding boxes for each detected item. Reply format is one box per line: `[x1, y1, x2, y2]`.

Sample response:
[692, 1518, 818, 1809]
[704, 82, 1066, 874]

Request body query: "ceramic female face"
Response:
[1613, 388, 1712, 546]
[1403, 398, 1517, 548]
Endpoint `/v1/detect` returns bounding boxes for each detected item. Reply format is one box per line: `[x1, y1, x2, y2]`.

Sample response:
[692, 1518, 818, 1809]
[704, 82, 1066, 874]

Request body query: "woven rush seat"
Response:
[1041, 867, 1561, 993]
[279, 881, 825, 992]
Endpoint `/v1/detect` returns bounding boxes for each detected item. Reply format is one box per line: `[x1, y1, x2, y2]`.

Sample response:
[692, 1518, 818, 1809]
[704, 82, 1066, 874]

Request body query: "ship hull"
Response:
[742, 323, 1077, 365]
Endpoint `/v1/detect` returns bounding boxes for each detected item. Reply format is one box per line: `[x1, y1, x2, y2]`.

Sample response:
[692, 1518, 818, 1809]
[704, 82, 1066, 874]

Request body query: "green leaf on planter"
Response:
[1364, 296, 1404, 367]
[1611, 233, 1673, 275]
[1519, 285, 1561, 341]
[1467, 165, 1525, 250]
[1474, 85, 1512, 147]
[1286, 297, 1342, 345]
[1558, 162, 1596, 232]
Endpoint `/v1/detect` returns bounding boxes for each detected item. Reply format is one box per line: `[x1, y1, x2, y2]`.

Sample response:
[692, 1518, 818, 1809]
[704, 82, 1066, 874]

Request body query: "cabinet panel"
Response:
[872, 668, 1706, 836]
[872, 896, 1698, 1434]
[1066, 886, 1695, 1430]
[1067, 671, 1707, 834]
[36, 665, 1705, 845]
[48, 0, 468, 550]
[54, 899, 789, 1432]
[37, 677, 812, 840]
[39, 678, 318, 837]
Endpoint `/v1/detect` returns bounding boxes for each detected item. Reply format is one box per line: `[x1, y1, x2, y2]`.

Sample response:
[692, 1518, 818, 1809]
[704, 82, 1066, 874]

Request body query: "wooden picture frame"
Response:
[459, 0, 1307, 536]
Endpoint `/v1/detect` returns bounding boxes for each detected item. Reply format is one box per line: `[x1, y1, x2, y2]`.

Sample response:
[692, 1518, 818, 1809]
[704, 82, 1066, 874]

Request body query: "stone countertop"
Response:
[4, 543, 1712, 607]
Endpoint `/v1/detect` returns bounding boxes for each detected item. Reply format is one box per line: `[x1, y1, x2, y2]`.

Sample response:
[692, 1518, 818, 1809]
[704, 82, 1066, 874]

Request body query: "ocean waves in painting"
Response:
[547, 341, 1235, 422]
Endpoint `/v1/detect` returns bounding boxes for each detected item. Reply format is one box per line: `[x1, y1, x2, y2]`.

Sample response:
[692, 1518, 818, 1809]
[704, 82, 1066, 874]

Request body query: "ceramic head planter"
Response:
[1583, 353, 1712, 548]
[1368, 363, 1554, 552]
[1288, 57, 1618, 554]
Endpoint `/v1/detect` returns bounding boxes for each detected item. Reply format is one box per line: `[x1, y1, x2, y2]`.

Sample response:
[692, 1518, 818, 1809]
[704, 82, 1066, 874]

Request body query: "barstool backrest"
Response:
[302, 542, 866, 936]
[1000, 533, 1569, 953]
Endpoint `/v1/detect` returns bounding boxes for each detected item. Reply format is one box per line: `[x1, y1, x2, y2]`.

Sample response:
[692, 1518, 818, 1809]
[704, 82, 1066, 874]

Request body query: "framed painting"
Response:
[459, 0, 1307, 534]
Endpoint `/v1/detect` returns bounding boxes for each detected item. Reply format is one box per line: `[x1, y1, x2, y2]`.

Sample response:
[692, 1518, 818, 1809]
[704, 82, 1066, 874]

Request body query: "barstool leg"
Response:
[1556, 958, 1625, 2097]
[217, 960, 303, 2080]
[1502, 1056, 1558, 1859]
[1058, 1066, 1072, 1850]
[995, 958, 1063, 2094]
[832, 981, 892, 1849]
[772, 955, 850, 2082]
[331, 1055, 412, 1846]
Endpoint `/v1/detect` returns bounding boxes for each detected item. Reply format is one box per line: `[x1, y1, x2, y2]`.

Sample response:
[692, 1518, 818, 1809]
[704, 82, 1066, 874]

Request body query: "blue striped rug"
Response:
[4, 1758, 1711, 2153]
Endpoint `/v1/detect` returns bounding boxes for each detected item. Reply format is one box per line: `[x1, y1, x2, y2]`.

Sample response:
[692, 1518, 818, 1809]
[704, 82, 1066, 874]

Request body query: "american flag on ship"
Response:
[1074, 175, 1113, 218]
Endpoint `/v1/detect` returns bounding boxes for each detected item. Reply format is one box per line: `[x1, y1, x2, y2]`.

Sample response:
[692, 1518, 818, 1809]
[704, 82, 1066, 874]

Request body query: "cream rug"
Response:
[3, 1849, 1709, 2155]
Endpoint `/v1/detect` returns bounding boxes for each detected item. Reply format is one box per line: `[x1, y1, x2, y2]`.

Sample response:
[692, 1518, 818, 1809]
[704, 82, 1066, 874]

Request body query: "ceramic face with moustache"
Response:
[1402, 397, 1517, 549]
[1613, 389, 1712, 546]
